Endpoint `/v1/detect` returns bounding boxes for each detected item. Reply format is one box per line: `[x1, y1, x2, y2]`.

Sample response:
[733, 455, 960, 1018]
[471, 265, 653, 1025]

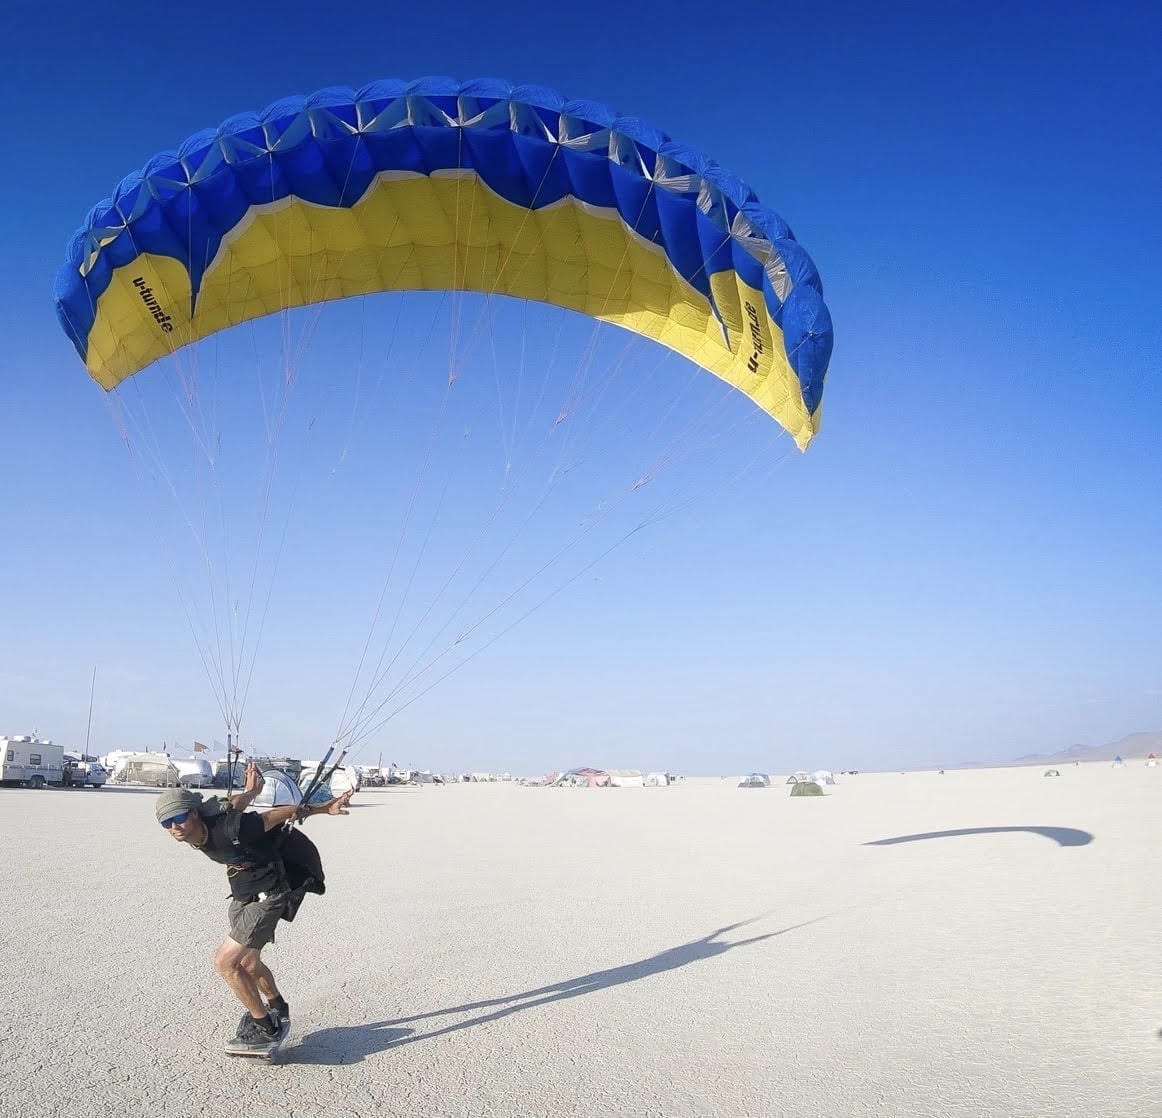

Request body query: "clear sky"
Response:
[2, 0, 1159, 776]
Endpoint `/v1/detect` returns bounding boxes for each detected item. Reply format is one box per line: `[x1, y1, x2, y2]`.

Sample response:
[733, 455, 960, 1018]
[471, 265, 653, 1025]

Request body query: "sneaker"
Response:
[235, 1008, 282, 1036]
[229, 1013, 280, 1052]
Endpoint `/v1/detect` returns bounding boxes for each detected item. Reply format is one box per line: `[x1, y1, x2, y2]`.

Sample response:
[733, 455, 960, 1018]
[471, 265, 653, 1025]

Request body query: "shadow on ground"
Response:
[863, 826, 1093, 847]
[286, 1023, 413, 1064]
[291, 914, 828, 1065]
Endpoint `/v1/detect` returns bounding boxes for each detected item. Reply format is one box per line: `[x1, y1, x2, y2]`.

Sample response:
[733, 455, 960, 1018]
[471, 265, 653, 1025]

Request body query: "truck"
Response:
[65, 752, 109, 787]
[0, 735, 89, 789]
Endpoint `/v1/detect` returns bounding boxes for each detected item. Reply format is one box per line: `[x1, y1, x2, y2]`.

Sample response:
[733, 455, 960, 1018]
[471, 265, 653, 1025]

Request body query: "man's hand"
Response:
[243, 762, 265, 796]
[320, 789, 354, 815]
[228, 762, 265, 812]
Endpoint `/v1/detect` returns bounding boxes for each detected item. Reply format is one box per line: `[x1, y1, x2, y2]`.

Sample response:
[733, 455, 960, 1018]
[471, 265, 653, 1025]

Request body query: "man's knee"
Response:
[214, 940, 252, 977]
[240, 952, 267, 976]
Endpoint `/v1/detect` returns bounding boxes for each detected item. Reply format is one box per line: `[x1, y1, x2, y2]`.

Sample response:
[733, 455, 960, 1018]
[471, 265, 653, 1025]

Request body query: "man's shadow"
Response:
[289, 915, 827, 1065]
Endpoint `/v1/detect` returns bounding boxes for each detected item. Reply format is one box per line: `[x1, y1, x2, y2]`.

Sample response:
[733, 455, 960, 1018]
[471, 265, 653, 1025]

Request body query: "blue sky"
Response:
[1, 0, 1159, 775]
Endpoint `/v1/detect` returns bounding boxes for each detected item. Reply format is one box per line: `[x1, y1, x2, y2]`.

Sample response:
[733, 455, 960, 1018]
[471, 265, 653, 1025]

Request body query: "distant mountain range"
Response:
[953, 730, 1162, 769]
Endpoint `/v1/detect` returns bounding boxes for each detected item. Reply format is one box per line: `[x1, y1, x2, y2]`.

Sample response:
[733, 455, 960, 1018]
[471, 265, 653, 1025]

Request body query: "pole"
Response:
[83, 666, 96, 760]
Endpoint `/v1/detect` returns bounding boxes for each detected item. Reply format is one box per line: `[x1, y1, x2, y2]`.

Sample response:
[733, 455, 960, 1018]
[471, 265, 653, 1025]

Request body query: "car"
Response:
[81, 761, 108, 787]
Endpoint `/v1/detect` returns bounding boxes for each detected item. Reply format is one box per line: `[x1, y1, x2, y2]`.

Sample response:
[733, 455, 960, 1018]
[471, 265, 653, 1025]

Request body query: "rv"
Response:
[0, 735, 87, 789]
[173, 756, 214, 788]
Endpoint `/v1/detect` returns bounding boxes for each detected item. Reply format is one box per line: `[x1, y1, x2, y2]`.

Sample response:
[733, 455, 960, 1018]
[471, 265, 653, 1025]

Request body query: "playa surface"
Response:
[1, 766, 1158, 1117]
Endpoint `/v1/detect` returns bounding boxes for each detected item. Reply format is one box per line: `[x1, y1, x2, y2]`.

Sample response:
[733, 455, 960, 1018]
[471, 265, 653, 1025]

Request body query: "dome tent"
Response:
[251, 767, 304, 808]
[790, 781, 823, 797]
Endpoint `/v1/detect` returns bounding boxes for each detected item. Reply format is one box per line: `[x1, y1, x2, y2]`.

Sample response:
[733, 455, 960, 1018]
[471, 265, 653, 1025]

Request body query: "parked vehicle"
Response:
[64, 752, 109, 787]
[173, 756, 214, 788]
[80, 761, 108, 787]
[1, 735, 87, 788]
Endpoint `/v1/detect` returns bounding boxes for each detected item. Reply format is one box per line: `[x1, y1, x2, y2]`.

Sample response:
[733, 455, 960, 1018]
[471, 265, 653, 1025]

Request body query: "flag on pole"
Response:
[193, 741, 208, 753]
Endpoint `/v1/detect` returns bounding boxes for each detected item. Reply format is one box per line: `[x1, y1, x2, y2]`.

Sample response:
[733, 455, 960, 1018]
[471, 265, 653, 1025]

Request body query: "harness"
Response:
[198, 807, 327, 917]
[199, 809, 289, 901]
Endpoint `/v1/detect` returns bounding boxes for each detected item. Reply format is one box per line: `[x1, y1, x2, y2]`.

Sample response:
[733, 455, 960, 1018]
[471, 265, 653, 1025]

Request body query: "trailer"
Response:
[0, 735, 87, 789]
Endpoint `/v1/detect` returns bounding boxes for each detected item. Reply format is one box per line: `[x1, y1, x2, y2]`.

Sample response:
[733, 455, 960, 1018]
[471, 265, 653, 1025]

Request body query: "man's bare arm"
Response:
[260, 788, 354, 831]
[227, 762, 265, 812]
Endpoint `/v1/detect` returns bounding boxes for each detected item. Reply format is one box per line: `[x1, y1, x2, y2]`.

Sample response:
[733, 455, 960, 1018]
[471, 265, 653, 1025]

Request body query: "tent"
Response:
[553, 768, 610, 788]
[643, 772, 670, 787]
[738, 773, 771, 788]
[790, 780, 824, 797]
[1147, 754, 1157, 768]
[607, 769, 644, 788]
[1044, 769, 1061, 777]
[252, 768, 303, 808]
[298, 763, 360, 803]
[110, 753, 180, 787]
[785, 771, 811, 785]
[811, 769, 836, 786]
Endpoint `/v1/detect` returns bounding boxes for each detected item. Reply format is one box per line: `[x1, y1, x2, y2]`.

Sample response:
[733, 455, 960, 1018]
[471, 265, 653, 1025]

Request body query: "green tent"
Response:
[1043, 769, 1061, 777]
[790, 781, 824, 797]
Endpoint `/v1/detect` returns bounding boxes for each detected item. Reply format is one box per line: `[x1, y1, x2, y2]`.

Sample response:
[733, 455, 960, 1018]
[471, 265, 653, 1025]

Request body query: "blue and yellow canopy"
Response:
[54, 77, 833, 448]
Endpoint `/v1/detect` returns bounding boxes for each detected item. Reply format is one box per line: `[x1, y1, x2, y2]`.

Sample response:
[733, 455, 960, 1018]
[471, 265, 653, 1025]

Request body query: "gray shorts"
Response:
[227, 892, 288, 949]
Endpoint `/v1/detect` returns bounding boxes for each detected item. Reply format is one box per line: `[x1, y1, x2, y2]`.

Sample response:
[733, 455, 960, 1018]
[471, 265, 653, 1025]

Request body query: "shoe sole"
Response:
[225, 1020, 289, 1058]
[225, 1045, 281, 1059]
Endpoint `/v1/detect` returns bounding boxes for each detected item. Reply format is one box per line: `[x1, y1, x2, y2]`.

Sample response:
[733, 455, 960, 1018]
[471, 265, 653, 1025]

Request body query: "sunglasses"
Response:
[160, 809, 192, 829]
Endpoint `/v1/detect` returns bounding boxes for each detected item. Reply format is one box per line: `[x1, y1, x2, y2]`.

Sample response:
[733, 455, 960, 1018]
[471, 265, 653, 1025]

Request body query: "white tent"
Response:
[251, 768, 303, 808]
[811, 769, 836, 786]
[643, 772, 670, 787]
[739, 773, 771, 788]
[299, 763, 359, 802]
[607, 769, 644, 788]
[110, 753, 180, 787]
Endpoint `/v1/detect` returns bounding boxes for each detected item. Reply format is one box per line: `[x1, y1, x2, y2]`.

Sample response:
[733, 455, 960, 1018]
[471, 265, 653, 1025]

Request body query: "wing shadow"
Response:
[863, 826, 1093, 847]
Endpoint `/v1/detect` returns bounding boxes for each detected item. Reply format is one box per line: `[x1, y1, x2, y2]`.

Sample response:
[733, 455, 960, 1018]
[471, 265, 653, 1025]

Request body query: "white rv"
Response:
[173, 756, 214, 788]
[0, 735, 85, 789]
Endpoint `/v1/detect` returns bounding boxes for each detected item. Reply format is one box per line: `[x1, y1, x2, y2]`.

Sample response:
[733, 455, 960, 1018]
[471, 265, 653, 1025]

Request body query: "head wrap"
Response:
[154, 787, 222, 823]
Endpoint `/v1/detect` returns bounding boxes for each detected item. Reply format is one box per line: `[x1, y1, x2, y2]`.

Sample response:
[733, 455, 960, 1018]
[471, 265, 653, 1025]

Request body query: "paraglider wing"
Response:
[54, 77, 833, 449]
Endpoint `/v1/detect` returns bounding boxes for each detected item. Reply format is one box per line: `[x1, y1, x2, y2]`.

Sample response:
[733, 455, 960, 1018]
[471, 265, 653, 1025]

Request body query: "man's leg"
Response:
[240, 950, 282, 1005]
[214, 937, 268, 1019]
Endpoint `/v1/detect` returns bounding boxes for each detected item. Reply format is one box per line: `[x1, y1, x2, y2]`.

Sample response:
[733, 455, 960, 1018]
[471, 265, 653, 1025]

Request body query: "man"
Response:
[156, 762, 353, 1053]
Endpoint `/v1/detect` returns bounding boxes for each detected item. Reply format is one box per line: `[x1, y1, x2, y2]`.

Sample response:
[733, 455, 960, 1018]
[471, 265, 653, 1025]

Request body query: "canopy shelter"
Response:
[553, 768, 611, 788]
[110, 753, 180, 787]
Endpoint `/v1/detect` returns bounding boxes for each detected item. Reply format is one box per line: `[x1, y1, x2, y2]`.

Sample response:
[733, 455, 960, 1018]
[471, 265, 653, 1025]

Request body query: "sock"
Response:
[269, 995, 289, 1016]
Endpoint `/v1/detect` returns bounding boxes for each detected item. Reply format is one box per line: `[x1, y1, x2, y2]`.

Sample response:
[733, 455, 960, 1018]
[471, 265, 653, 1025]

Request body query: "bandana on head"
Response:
[154, 787, 221, 823]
